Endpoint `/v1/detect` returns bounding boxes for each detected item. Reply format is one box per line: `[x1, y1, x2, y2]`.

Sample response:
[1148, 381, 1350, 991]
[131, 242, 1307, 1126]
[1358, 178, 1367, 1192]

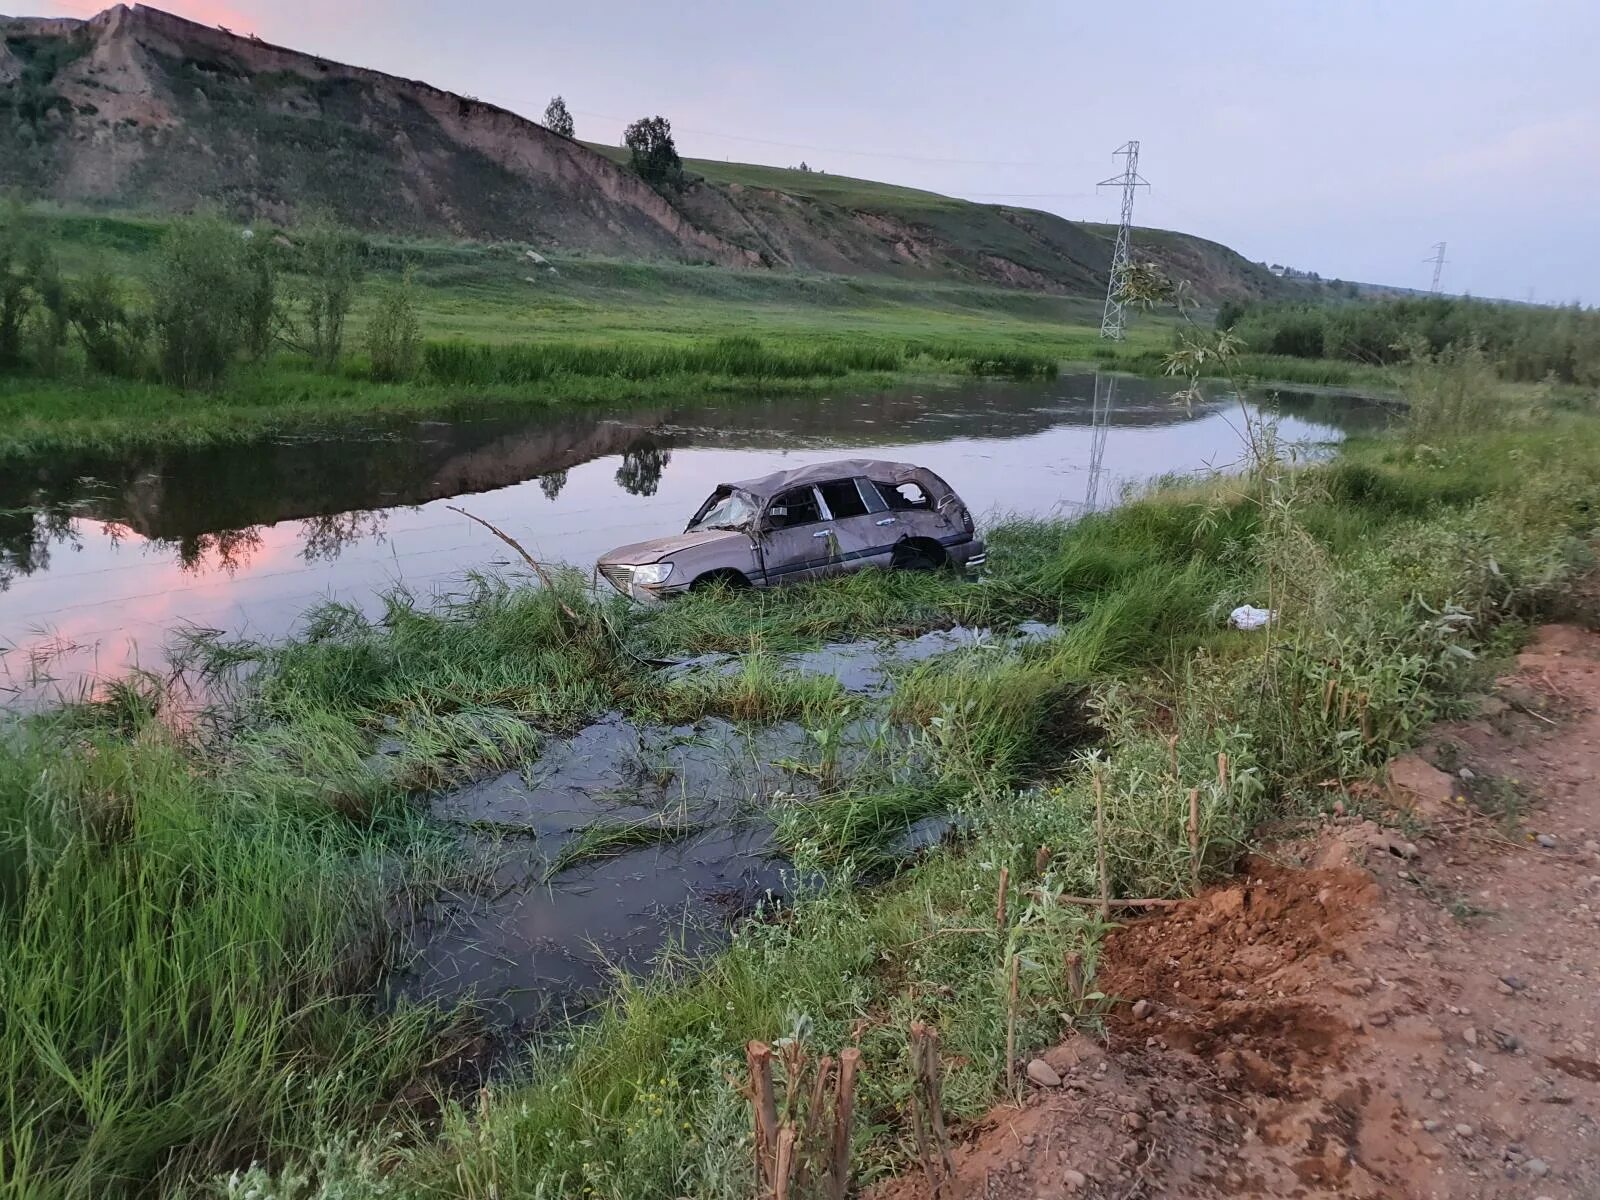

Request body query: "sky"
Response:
[32, 0, 1600, 302]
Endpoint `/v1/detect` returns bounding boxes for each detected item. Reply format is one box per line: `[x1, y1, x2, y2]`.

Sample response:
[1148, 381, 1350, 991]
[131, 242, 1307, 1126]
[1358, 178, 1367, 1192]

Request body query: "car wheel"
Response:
[891, 541, 944, 572]
[690, 570, 751, 592]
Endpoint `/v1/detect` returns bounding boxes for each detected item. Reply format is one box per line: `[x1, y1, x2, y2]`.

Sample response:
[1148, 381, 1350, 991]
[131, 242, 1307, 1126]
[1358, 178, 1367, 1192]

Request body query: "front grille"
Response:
[598, 564, 633, 595]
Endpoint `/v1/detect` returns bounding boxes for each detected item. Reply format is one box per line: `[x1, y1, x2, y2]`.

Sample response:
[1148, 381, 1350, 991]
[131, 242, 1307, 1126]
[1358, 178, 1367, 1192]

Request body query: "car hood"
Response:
[598, 528, 750, 566]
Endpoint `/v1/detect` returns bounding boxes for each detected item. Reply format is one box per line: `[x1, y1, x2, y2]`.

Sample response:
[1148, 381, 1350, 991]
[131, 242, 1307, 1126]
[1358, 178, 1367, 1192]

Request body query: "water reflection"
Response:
[0, 374, 1387, 704]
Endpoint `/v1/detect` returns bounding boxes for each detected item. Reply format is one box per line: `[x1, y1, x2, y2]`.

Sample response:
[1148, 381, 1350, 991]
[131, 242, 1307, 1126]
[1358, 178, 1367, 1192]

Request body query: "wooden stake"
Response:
[1216, 751, 1230, 794]
[1093, 766, 1110, 922]
[1005, 952, 1022, 1098]
[828, 1048, 861, 1200]
[1187, 786, 1201, 894]
[923, 1026, 955, 1180]
[995, 866, 1010, 936]
[747, 1040, 780, 1191]
[908, 1024, 940, 1194]
[1034, 844, 1052, 876]
[774, 1125, 796, 1200]
[1065, 950, 1085, 1008]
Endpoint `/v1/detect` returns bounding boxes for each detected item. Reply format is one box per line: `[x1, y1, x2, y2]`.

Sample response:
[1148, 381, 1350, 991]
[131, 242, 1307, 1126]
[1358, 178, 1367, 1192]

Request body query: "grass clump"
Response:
[542, 814, 700, 880]
[640, 650, 847, 725]
[0, 717, 449, 1197]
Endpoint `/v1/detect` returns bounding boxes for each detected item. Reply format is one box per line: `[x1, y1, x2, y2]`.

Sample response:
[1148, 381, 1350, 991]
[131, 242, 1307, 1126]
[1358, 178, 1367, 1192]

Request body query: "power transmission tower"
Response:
[1097, 141, 1150, 341]
[1084, 372, 1115, 513]
[1424, 241, 1448, 294]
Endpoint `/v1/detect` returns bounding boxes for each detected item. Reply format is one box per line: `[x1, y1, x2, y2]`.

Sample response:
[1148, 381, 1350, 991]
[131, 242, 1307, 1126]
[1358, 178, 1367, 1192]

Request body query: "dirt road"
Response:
[874, 621, 1600, 1199]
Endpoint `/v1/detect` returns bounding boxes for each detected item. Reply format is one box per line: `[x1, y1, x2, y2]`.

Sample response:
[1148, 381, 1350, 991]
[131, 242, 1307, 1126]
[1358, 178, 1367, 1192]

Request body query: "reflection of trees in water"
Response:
[539, 470, 568, 501]
[300, 510, 389, 563]
[614, 445, 670, 497]
[175, 527, 265, 576]
[0, 505, 80, 592]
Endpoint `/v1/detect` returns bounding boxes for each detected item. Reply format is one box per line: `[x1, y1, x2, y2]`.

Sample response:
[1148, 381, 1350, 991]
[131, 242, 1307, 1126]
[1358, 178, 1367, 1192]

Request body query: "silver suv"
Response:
[597, 458, 986, 599]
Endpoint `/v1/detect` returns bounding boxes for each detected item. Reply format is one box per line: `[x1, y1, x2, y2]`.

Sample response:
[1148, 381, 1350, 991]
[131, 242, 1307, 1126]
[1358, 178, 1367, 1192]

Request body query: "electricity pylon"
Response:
[1425, 241, 1448, 294]
[1098, 141, 1149, 341]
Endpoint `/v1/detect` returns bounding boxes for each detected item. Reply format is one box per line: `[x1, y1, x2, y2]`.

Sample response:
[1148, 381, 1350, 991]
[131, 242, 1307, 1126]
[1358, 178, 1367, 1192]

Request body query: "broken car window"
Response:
[766, 486, 823, 529]
[689, 489, 757, 532]
[873, 481, 930, 511]
[818, 479, 869, 520]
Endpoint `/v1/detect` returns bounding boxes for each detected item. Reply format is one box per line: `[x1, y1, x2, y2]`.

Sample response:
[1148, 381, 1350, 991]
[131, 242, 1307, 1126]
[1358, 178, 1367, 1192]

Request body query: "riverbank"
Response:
[5, 360, 1598, 1194]
[1, 211, 1147, 457]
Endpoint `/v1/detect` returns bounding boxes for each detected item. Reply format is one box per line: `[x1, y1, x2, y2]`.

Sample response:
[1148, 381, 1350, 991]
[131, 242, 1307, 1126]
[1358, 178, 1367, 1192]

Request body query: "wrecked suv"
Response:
[596, 458, 986, 599]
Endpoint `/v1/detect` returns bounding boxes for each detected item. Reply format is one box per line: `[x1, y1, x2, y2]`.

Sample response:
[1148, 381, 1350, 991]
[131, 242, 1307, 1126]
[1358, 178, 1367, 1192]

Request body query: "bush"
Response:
[366, 269, 421, 381]
[1227, 295, 1600, 384]
[0, 199, 47, 371]
[67, 268, 148, 376]
[285, 218, 364, 372]
[151, 218, 251, 390]
[240, 236, 278, 362]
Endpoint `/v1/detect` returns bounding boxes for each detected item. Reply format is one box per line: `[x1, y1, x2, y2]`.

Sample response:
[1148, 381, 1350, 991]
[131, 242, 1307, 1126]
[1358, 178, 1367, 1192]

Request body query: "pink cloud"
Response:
[38, 0, 257, 34]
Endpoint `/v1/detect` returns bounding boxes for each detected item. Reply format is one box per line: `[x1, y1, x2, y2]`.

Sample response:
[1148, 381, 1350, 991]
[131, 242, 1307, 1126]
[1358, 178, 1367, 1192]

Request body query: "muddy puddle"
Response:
[390, 628, 1046, 1030]
[663, 620, 1058, 693]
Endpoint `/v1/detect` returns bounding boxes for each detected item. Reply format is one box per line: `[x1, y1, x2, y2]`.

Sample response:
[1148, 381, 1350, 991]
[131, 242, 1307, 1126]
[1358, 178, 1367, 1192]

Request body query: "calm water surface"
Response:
[0, 374, 1381, 706]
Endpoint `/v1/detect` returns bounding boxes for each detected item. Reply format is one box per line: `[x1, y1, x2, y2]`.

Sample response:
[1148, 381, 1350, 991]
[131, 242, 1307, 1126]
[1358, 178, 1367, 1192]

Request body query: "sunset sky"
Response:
[23, 0, 1600, 302]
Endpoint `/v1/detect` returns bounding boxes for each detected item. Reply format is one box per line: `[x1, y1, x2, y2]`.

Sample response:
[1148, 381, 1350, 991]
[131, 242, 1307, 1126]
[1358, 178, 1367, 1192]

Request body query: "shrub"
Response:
[366, 268, 421, 381]
[285, 218, 364, 372]
[0, 199, 47, 371]
[151, 217, 250, 390]
[240, 236, 278, 362]
[67, 268, 148, 376]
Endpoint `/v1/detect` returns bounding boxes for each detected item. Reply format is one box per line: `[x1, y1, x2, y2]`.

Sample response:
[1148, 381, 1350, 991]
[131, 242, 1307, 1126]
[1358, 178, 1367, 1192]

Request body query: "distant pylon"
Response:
[1098, 141, 1150, 341]
[1425, 241, 1448, 294]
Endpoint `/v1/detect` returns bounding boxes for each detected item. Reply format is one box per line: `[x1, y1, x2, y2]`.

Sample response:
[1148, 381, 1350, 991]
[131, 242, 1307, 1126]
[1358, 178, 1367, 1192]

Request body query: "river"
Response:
[0, 374, 1384, 707]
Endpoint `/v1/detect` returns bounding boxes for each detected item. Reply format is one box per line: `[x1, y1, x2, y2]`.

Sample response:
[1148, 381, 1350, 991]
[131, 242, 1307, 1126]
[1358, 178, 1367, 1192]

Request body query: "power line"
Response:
[1097, 141, 1149, 342]
[960, 191, 1093, 200]
[570, 109, 1047, 166]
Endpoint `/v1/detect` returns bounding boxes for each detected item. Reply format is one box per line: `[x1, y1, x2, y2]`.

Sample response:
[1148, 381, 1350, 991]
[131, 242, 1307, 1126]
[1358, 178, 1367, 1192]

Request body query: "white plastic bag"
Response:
[1228, 605, 1276, 631]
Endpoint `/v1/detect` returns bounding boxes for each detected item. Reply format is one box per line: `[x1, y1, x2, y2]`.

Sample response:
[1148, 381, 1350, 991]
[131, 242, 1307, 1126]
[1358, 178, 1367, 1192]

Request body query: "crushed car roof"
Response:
[727, 458, 926, 501]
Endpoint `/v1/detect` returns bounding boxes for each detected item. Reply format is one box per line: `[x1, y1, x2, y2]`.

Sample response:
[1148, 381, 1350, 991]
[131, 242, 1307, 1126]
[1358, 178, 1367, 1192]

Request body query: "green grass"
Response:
[6, 362, 1600, 1197]
[0, 210, 1184, 456]
[541, 814, 701, 880]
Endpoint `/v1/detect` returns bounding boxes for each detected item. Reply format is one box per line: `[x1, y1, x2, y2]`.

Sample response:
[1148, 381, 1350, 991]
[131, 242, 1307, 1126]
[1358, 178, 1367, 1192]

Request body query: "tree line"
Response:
[0, 203, 421, 389]
[1217, 294, 1600, 385]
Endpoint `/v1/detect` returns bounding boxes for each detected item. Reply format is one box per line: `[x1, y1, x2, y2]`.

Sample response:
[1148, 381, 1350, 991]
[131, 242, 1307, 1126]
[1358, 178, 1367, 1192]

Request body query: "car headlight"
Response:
[631, 562, 674, 587]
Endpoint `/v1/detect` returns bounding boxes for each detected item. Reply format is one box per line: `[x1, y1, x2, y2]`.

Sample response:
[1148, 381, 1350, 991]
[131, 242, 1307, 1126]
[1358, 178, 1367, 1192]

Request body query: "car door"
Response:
[814, 477, 898, 575]
[756, 485, 832, 584]
[871, 476, 964, 549]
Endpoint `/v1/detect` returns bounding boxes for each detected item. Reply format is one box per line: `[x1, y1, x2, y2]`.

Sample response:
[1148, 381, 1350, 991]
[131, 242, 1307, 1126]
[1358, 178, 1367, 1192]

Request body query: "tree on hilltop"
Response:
[543, 95, 574, 139]
[623, 115, 683, 189]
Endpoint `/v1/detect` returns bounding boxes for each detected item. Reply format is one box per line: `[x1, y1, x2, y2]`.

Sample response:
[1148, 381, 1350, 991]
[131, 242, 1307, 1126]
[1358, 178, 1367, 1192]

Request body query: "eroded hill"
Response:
[1, 3, 1285, 301]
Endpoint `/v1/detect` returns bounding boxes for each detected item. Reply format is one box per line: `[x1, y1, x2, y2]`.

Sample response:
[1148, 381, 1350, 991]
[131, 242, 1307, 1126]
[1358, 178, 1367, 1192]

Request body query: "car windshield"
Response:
[688, 489, 757, 532]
